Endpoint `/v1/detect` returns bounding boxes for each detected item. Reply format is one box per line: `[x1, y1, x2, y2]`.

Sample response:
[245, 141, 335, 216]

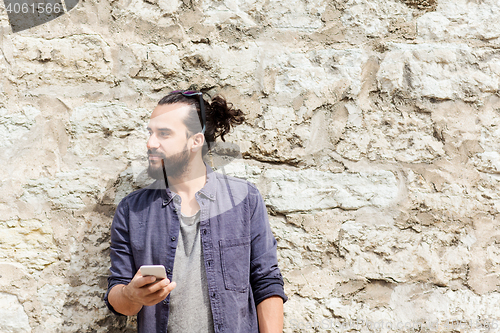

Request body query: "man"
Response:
[104, 90, 287, 333]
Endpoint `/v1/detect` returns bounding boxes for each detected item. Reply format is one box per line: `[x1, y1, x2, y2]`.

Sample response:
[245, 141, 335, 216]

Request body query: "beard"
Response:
[147, 145, 190, 181]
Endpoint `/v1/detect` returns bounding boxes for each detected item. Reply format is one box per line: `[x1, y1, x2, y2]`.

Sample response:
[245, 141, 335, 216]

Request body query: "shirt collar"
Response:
[197, 162, 217, 201]
[157, 162, 217, 206]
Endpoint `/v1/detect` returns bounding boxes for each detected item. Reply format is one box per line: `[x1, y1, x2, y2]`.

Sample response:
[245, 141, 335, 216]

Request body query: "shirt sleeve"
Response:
[248, 184, 288, 306]
[103, 198, 136, 315]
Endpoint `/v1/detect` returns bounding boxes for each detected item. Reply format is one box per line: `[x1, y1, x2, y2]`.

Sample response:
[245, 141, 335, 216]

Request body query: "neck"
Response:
[167, 156, 207, 197]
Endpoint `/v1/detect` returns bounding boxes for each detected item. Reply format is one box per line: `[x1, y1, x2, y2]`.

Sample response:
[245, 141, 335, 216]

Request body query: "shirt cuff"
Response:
[254, 283, 288, 306]
[104, 282, 127, 316]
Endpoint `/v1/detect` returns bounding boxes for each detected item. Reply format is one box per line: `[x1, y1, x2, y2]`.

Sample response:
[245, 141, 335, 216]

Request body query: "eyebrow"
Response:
[147, 127, 174, 133]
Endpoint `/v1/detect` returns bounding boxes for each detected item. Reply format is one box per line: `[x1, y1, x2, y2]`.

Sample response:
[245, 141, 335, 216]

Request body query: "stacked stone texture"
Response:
[1, 0, 500, 332]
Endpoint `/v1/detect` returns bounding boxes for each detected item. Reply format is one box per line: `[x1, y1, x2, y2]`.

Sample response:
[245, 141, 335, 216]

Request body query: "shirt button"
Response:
[163, 300, 167, 305]
[211, 292, 216, 298]
[171, 236, 176, 241]
[202, 229, 207, 235]
[167, 268, 171, 274]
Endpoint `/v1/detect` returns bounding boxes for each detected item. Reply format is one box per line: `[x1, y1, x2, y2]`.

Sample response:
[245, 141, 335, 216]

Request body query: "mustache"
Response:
[147, 149, 166, 159]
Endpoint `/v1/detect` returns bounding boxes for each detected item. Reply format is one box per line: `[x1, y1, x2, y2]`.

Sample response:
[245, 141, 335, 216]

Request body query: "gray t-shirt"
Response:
[167, 210, 215, 333]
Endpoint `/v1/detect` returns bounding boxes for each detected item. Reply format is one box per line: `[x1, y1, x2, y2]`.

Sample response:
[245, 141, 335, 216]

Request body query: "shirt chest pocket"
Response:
[130, 222, 146, 252]
[219, 238, 251, 292]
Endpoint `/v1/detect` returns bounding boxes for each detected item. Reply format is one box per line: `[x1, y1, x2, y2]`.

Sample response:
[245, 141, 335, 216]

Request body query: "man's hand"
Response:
[123, 270, 176, 306]
[108, 270, 177, 316]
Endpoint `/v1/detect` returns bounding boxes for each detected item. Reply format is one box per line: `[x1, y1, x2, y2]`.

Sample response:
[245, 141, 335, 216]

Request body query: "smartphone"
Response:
[140, 265, 167, 280]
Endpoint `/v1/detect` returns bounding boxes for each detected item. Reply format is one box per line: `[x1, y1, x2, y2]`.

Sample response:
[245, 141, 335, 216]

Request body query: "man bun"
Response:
[205, 95, 245, 144]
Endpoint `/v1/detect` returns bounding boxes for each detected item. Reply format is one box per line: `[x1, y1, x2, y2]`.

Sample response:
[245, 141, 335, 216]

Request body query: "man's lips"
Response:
[148, 155, 163, 160]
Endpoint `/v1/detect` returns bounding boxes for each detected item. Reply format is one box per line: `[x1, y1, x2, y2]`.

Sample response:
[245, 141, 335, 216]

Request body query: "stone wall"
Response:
[1, 0, 500, 332]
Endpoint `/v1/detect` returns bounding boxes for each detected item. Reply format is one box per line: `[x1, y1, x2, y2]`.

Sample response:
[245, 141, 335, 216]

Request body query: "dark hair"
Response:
[157, 92, 245, 156]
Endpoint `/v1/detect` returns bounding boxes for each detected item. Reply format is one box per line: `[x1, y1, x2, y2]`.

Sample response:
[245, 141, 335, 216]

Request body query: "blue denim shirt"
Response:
[104, 164, 287, 333]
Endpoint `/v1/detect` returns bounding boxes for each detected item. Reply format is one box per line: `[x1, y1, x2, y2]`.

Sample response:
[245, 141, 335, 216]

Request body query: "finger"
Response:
[144, 282, 177, 306]
[143, 288, 169, 306]
[166, 281, 176, 293]
[145, 278, 171, 293]
[158, 281, 177, 299]
[133, 270, 144, 280]
[128, 270, 146, 288]
[135, 275, 157, 288]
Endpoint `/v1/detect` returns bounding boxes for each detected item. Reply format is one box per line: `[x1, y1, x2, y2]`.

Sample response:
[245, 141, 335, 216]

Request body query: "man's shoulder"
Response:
[209, 171, 263, 209]
[118, 180, 163, 207]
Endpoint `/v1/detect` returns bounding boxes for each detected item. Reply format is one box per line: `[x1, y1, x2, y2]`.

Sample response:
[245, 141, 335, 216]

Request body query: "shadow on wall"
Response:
[4, 0, 80, 33]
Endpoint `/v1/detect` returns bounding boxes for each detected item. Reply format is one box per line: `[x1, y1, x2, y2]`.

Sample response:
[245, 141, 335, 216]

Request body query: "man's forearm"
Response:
[108, 284, 143, 316]
[257, 295, 284, 333]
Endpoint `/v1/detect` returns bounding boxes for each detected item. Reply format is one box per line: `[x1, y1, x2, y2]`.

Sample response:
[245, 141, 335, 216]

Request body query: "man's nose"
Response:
[147, 133, 160, 149]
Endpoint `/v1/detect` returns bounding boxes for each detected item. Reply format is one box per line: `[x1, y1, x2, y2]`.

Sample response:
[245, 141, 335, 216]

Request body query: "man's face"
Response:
[146, 103, 193, 180]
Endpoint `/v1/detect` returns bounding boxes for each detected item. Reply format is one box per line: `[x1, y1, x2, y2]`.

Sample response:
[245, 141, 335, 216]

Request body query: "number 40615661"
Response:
[5, 2, 63, 14]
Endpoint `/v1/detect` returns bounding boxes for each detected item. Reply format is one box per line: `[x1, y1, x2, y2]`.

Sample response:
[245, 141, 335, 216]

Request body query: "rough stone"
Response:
[4, 35, 113, 87]
[1, 0, 500, 331]
[0, 292, 31, 333]
[417, 0, 500, 44]
[341, 0, 413, 39]
[261, 167, 399, 213]
[377, 43, 499, 102]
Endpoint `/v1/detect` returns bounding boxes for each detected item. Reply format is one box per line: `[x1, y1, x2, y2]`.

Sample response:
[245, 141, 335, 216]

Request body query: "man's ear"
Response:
[191, 133, 205, 152]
